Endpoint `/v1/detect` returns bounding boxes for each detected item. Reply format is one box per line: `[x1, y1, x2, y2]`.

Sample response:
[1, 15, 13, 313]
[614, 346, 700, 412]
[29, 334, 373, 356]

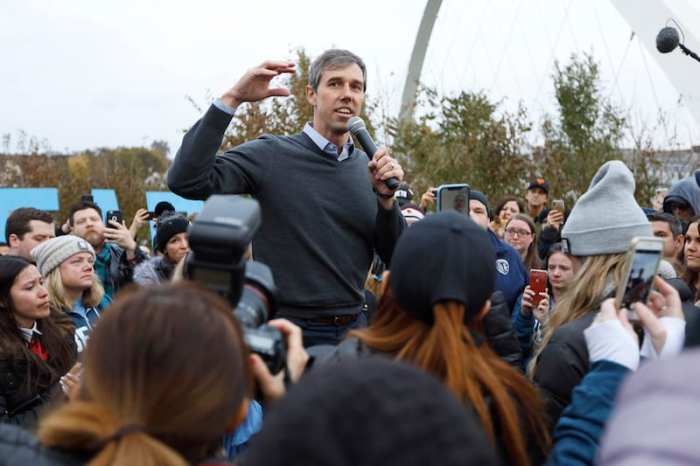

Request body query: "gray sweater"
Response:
[167, 105, 405, 318]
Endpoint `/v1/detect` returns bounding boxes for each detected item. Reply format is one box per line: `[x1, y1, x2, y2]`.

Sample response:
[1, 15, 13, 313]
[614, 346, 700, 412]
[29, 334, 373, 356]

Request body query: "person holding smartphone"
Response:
[65, 200, 146, 301]
[529, 161, 658, 429]
[513, 243, 577, 366]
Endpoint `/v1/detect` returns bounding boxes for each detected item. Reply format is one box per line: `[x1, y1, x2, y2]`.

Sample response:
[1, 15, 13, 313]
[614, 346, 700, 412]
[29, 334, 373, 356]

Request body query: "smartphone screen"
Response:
[620, 249, 662, 310]
[529, 269, 548, 306]
[437, 185, 470, 214]
[552, 199, 565, 212]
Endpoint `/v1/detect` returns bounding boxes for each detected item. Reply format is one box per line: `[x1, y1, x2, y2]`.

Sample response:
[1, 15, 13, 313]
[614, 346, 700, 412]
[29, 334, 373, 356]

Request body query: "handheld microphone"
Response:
[657, 26, 680, 53]
[348, 116, 399, 191]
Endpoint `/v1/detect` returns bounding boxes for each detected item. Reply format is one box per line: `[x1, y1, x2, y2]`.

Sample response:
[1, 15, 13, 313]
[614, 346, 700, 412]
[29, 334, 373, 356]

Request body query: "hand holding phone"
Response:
[105, 210, 123, 229]
[529, 269, 548, 307]
[616, 237, 664, 318]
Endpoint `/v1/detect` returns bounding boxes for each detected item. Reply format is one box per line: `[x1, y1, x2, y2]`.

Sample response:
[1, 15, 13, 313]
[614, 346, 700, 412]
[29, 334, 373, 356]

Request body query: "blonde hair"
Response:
[46, 267, 104, 312]
[528, 253, 626, 376]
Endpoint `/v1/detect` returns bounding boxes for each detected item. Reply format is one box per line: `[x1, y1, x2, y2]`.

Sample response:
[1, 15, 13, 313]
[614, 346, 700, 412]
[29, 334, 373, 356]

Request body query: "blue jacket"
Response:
[68, 296, 109, 353]
[489, 230, 527, 313]
[546, 360, 630, 466]
[223, 400, 263, 459]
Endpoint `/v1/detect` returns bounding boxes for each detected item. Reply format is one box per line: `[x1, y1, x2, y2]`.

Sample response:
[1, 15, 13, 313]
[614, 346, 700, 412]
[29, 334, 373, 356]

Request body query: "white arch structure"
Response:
[400, 0, 700, 129]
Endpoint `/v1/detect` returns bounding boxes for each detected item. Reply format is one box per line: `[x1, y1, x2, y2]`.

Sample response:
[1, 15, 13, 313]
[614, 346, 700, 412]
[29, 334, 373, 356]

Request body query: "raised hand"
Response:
[221, 61, 296, 108]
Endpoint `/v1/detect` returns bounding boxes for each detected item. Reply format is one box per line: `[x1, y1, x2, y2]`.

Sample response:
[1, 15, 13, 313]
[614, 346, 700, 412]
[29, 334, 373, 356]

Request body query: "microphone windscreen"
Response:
[348, 116, 366, 135]
[657, 26, 680, 53]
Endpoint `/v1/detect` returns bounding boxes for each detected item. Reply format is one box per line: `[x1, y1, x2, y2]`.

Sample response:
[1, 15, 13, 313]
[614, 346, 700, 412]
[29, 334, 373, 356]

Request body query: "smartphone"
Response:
[552, 199, 565, 212]
[146, 211, 158, 221]
[616, 237, 664, 318]
[105, 210, 123, 228]
[529, 269, 548, 306]
[436, 184, 470, 214]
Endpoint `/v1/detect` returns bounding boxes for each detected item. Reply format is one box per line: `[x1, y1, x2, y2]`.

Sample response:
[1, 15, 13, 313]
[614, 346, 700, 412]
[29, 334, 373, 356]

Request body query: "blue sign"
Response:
[0, 188, 60, 242]
[91, 189, 119, 215]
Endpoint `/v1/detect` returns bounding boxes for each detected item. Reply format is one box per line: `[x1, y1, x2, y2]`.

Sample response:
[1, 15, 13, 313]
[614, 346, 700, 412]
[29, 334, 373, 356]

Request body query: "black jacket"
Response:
[532, 313, 594, 429]
[0, 424, 233, 466]
[0, 332, 77, 429]
[482, 291, 523, 369]
[0, 424, 85, 466]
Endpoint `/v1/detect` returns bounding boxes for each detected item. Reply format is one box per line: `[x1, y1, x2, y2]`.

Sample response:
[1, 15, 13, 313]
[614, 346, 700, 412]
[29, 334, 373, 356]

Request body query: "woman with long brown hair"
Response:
[3, 284, 252, 466]
[683, 216, 700, 303]
[491, 195, 525, 238]
[0, 256, 76, 428]
[328, 211, 550, 466]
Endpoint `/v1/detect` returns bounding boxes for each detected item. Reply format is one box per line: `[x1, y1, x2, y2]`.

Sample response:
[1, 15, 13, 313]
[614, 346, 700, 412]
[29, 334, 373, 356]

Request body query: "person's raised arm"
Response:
[167, 61, 296, 200]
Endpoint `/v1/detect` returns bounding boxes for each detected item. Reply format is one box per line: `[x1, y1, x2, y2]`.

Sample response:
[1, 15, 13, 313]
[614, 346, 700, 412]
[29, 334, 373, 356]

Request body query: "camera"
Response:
[185, 195, 286, 374]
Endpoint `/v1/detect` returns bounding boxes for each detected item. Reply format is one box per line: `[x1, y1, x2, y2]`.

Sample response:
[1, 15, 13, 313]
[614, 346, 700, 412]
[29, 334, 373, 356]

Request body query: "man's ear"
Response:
[7, 233, 20, 248]
[306, 84, 317, 107]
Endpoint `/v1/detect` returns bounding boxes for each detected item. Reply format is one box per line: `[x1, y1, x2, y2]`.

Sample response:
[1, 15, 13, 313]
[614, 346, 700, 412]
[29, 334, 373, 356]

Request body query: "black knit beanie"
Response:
[239, 358, 500, 466]
[389, 211, 496, 323]
[154, 213, 189, 253]
[469, 190, 492, 218]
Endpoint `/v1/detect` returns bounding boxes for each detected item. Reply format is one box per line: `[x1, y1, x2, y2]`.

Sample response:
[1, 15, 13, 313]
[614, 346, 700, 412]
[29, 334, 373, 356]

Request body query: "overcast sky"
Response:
[2, 0, 700, 155]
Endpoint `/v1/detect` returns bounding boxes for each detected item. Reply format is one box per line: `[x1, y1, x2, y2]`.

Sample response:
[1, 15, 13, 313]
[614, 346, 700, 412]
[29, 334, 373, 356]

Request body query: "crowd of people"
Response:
[0, 48, 700, 465]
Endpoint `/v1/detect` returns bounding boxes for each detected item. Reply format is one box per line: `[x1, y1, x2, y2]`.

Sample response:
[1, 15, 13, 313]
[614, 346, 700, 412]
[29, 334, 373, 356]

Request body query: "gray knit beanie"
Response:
[31, 235, 96, 277]
[562, 160, 651, 256]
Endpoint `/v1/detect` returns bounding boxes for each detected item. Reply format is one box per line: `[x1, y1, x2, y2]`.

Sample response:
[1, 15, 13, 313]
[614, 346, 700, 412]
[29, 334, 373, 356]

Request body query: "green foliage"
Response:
[389, 88, 531, 204]
[535, 52, 626, 202]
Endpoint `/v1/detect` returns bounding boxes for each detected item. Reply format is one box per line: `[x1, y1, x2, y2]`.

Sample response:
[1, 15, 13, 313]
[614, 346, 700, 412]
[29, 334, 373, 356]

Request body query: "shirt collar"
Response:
[19, 321, 42, 342]
[303, 123, 354, 160]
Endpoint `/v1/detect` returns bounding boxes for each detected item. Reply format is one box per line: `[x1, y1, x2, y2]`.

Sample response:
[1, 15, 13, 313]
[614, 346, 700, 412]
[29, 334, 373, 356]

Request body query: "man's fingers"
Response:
[250, 354, 285, 401]
[260, 60, 296, 71]
[267, 87, 291, 98]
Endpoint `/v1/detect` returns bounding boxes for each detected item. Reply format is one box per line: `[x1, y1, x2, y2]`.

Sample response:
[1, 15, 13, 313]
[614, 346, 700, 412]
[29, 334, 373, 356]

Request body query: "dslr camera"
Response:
[185, 195, 286, 374]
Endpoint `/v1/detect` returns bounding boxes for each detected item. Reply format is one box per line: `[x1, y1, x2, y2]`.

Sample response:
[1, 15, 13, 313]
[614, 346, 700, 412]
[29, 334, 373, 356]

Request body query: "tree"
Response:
[535, 53, 626, 201]
[389, 87, 532, 204]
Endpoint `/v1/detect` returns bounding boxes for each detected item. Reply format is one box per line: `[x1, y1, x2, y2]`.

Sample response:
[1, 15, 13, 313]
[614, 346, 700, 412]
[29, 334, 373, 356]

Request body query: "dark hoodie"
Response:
[663, 170, 700, 217]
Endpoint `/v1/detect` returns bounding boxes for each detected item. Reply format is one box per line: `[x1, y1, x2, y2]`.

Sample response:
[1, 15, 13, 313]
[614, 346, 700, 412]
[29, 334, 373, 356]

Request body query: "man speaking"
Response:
[167, 50, 405, 346]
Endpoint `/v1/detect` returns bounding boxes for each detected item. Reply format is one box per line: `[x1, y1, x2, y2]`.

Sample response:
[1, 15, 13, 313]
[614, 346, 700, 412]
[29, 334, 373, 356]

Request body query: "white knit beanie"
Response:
[561, 160, 652, 256]
[31, 235, 96, 277]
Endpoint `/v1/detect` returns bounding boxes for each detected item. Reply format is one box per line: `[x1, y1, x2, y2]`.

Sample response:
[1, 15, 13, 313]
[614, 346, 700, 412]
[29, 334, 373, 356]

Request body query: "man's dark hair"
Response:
[5, 207, 54, 244]
[68, 201, 103, 226]
[647, 212, 683, 237]
[308, 49, 367, 92]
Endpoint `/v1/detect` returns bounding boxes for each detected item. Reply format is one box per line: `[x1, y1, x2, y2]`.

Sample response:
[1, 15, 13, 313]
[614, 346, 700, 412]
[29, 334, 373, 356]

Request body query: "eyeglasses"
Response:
[505, 228, 532, 237]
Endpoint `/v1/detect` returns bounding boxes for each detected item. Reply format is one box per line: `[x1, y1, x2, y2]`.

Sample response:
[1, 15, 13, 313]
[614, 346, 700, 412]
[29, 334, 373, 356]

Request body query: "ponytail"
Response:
[353, 299, 550, 466]
[39, 402, 188, 466]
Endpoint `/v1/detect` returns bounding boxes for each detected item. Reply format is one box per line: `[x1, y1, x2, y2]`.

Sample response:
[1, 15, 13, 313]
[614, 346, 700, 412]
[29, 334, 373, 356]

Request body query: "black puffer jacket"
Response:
[531, 312, 594, 429]
[0, 332, 76, 429]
